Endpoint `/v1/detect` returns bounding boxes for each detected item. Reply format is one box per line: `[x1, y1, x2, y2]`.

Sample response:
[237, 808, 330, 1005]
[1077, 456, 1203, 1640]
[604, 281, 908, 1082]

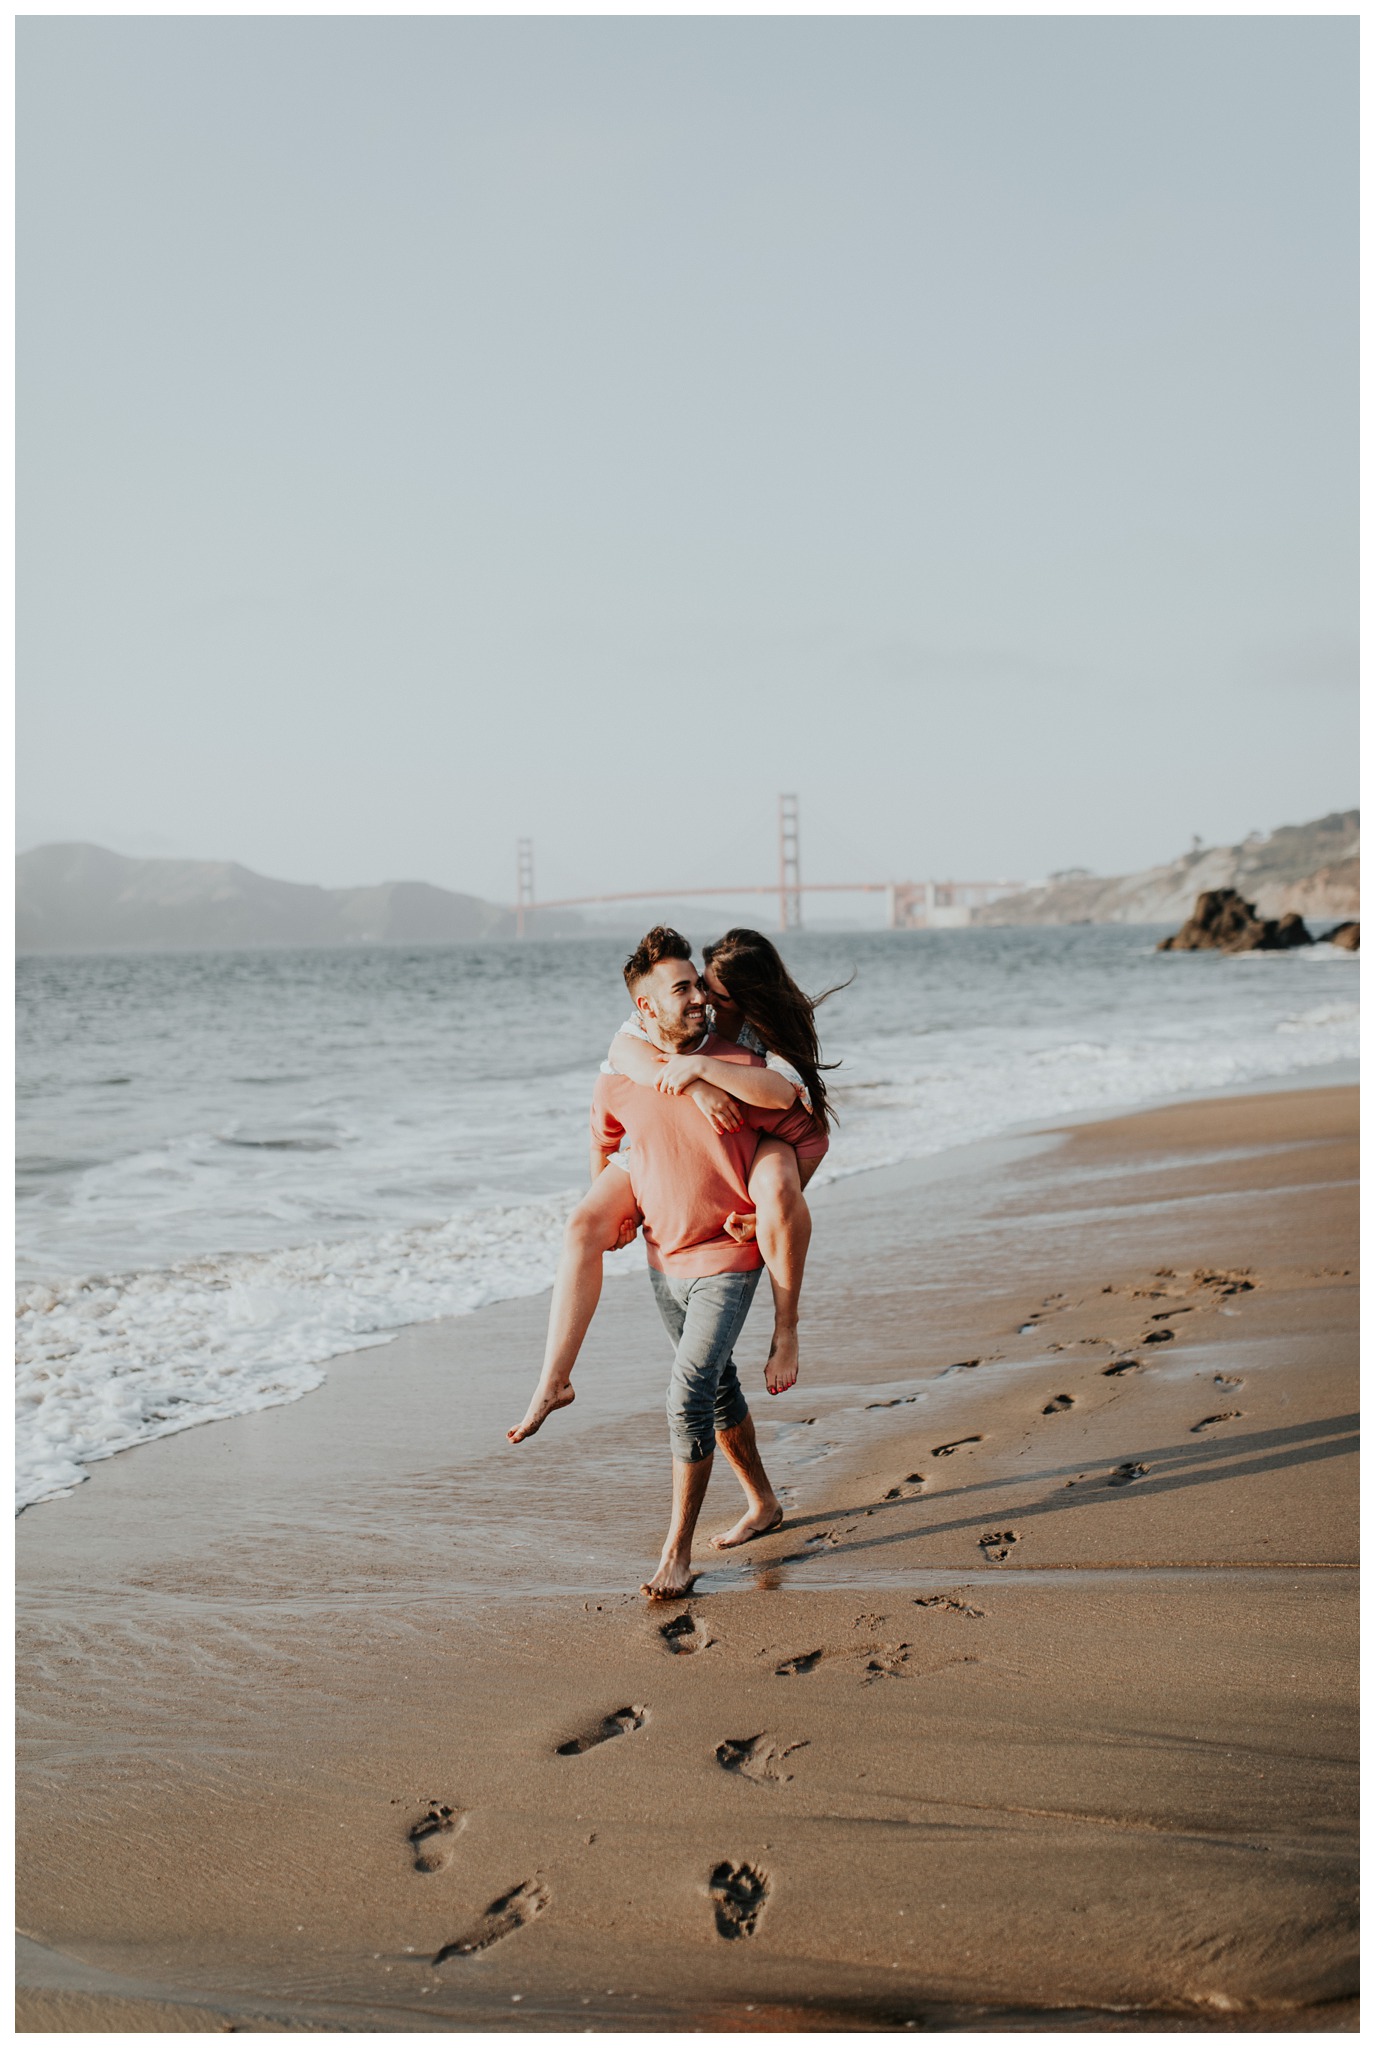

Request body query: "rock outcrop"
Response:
[1157, 890, 1314, 954]
[1325, 921, 1360, 951]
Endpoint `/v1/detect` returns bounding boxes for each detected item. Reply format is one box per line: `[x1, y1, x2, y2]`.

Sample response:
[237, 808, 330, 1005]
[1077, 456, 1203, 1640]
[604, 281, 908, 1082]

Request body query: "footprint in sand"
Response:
[1102, 1359, 1143, 1377]
[978, 1530, 1018, 1561]
[1107, 1461, 1150, 1486]
[709, 1862, 770, 1938]
[942, 1358, 988, 1375]
[555, 1705, 648, 1756]
[863, 1643, 912, 1681]
[432, 1878, 549, 1962]
[1041, 1395, 1074, 1414]
[913, 1594, 985, 1618]
[1191, 1412, 1242, 1434]
[715, 1734, 808, 1783]
[933, 1435, 983, 1458]
[659, 1612, 714, 1656]
[408, 1802, 464, 1873]
[1019, 1298, 1070, 1333]
[774, 1523, 856, 1565]
[1193, 1269, 1255, 1298]
[1141, 1328, 1175, 1347]
[884, 1473, 927, 1501]
[865, 1393, 925, 1410]
[774, 1649, 822, 1676]
[1214, 1374, 1244, 1387]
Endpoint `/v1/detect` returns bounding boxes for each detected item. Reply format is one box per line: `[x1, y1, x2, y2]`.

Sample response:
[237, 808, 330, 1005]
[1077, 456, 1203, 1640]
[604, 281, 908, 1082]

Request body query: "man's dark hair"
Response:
[623, 925, 693, 993]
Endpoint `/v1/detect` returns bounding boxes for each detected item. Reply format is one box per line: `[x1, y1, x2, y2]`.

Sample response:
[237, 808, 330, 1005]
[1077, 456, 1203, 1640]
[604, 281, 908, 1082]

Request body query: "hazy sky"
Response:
[19, 16, 1356, 906]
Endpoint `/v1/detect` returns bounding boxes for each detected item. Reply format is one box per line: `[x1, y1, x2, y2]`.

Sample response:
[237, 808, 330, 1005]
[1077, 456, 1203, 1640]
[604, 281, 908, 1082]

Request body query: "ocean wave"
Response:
[810, 1002, 1358, 1186]
[1276, 1000, 1359, 1034]
[16, 1195, 641, 1513]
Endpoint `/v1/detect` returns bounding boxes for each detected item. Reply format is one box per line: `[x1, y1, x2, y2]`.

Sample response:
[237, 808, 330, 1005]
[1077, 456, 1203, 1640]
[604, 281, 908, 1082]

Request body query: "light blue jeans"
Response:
[649, 1266, 763, 1464]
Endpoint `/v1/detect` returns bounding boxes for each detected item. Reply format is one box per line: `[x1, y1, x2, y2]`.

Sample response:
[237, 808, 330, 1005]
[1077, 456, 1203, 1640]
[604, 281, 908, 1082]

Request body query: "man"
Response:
[516, 926, 815, 1601]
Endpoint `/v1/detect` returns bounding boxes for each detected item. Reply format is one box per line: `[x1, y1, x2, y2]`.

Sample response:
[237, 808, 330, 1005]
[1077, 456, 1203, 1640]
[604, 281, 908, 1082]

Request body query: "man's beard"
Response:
[653, 1006, 708, 1051]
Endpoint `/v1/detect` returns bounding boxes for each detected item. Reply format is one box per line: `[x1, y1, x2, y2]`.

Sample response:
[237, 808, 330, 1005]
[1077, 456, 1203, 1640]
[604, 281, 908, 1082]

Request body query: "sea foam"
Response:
[16, 1194, 653, 1511]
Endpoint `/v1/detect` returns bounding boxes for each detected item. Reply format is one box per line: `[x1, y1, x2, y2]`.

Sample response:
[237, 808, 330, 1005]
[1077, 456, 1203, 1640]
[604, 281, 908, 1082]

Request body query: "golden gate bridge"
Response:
[513, 795, 1022, 936]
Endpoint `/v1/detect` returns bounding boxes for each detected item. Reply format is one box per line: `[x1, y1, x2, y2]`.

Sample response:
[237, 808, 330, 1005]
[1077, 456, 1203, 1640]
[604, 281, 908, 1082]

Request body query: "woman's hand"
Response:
[655, 1054, 705, 1096]
[688, 1081, 745, 1134]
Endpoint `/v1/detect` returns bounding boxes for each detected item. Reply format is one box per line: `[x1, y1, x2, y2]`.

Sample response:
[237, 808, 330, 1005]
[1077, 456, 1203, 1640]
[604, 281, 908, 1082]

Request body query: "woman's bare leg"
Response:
[508, 1169, 640, 1442]
[745, 1138, 814, 1395]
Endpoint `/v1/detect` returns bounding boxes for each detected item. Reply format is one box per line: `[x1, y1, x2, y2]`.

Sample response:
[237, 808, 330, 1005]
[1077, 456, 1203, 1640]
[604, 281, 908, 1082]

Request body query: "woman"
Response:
[507, 929, 843, 1454]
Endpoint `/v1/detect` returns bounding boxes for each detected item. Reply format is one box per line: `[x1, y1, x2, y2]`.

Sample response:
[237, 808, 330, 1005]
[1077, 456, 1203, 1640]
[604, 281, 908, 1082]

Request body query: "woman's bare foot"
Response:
[710, 1500, 783, 1549]
[764, 1327, 799, 1395]
[507, 1382, 575, 1444]
[640, 1550, 698, 1600]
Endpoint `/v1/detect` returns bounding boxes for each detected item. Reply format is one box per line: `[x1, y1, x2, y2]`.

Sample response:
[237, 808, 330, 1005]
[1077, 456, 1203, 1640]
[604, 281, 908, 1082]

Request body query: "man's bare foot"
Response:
[724, 1210, 757, 1244]
[764, 1326, 799, 1395]
[710, 1501, 784, 1549]
[507, 1383, 575, 1444]
[640, 1552, 698, 1600]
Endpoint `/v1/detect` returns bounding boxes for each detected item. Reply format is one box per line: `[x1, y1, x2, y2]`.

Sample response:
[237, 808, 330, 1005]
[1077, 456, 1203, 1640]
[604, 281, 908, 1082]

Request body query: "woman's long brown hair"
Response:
[702, 928, 850, 1130]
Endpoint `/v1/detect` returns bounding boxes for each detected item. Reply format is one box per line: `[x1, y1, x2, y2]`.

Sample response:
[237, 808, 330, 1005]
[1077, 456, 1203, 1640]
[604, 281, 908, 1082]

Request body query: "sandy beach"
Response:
[16, 1082, 1357, 2032]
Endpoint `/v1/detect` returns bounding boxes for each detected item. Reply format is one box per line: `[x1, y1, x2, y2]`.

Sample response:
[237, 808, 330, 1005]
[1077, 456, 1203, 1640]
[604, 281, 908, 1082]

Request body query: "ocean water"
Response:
[16, 927, 1358, 1512]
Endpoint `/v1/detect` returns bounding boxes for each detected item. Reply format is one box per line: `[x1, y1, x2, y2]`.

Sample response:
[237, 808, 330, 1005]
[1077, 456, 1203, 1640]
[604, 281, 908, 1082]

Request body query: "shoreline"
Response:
[17, 1053, 1358, 1520]
[17, 1082, 1358, 2031]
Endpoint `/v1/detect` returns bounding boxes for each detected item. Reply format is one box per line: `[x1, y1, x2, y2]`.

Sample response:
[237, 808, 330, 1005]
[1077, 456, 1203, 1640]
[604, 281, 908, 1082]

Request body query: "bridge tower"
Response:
[778, 793, 802, 933]
[515, 838, 535, 938]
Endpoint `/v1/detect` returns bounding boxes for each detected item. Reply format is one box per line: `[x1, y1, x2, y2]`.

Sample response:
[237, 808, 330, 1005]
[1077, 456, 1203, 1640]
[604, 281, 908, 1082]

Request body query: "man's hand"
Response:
[612, 1209, 642, 1252]
[655, 1054, 705, 1096]
[724, 1210, 757, 1244]
[688, 1080, 745, 1134]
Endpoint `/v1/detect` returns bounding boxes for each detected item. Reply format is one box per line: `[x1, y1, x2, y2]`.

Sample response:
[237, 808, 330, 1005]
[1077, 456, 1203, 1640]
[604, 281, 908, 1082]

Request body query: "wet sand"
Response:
[16, 1084, 1357, 2031]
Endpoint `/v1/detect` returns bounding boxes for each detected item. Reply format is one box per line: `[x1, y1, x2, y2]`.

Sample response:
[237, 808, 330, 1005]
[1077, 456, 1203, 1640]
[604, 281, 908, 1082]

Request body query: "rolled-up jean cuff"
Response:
[649, 1266, 762, 1464]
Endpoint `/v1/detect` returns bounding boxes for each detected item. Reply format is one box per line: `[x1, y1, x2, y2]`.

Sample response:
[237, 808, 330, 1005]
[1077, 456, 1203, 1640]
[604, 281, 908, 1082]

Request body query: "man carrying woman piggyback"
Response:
[509, 924, 844, 1601]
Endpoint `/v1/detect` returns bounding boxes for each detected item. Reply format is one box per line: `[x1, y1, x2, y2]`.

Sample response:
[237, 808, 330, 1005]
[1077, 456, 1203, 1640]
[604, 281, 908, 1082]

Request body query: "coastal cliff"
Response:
[974, 811, 1359, 928]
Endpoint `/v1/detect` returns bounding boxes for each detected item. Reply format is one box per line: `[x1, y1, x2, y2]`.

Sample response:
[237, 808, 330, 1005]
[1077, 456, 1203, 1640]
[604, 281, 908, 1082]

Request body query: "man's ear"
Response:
[633, 988, 654, 1018]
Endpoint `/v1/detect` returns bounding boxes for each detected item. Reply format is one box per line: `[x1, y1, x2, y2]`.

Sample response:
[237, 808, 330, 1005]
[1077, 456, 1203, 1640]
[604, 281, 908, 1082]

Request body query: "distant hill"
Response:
[974, 812, 1359, 929]
[15, 844, 584, 953]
